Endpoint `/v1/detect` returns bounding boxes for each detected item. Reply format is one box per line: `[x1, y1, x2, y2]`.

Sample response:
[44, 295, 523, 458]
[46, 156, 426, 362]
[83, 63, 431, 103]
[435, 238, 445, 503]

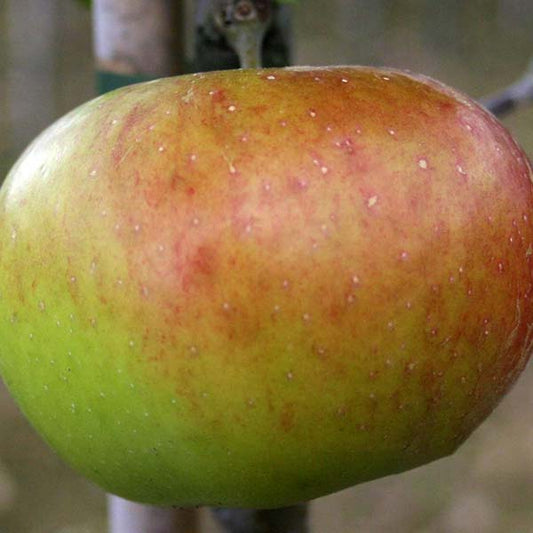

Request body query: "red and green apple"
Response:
[0, 66, 532, 508]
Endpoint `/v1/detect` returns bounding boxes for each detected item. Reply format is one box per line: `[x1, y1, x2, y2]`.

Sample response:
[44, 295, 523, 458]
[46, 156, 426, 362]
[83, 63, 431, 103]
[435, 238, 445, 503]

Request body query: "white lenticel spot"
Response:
[282, 280, 290, 289]
[400, 251, 409, 261]
[158, 145, 165, 152]
[367, 195, 378, 208]
[111, 119, 118, 125]
[223, 302, 231, 311]
[89, 169, 97, 177]
[341, 78, 349, 83]
[309, 109, 317, 118]
[303, 313, 311, 322]
[38, 301, 46, 311]
[266, 75, 276, 80]
[418, 159, 428, 169]
[287, 372, 294, 380]
[321, 166, 329, 175]
[456, 165, 467, 175]
[228, 105, 236, 112]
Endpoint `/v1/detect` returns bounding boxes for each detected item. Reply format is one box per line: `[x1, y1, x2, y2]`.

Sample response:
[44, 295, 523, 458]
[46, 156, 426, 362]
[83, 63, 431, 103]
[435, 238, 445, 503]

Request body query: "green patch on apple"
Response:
[0, 66, 532, 508]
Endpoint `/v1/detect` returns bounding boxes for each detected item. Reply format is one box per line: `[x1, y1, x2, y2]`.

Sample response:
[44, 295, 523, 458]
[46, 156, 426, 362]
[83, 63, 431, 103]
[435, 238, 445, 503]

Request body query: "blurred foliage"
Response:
[75, 0, 91, 7]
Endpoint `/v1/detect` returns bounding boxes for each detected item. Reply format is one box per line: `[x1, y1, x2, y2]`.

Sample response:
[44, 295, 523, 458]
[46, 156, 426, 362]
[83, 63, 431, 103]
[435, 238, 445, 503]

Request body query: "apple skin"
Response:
[1, 66, 533, 508]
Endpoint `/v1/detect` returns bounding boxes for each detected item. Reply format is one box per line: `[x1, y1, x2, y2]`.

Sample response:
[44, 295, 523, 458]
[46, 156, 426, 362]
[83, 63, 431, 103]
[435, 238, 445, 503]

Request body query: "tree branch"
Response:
[108, 495, 199, 533]
[481, 59, 533, 117]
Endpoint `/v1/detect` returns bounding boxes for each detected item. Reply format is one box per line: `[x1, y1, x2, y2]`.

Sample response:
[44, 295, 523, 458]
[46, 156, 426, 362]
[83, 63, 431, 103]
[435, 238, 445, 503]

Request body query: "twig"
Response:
[481, 59, 533, 117]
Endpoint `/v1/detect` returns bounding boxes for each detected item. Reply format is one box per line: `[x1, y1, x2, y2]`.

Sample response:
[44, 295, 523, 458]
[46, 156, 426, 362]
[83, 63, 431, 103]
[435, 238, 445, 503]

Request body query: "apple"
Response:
[1, 66, 532, 509]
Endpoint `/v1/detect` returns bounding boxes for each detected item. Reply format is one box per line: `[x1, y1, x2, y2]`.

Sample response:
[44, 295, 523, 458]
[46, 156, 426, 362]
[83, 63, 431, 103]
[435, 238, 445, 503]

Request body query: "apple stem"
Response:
[213, 0, 272, 69]
[211, 504, 309, 533]
[195, 0, 293, 71]
[481, 57, 533, 117]
[107, 495, 200, 533]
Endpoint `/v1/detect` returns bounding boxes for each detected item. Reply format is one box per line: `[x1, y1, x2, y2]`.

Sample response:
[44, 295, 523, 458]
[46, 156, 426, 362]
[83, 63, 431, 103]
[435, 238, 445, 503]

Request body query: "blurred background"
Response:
[2, 0, 533, 532]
